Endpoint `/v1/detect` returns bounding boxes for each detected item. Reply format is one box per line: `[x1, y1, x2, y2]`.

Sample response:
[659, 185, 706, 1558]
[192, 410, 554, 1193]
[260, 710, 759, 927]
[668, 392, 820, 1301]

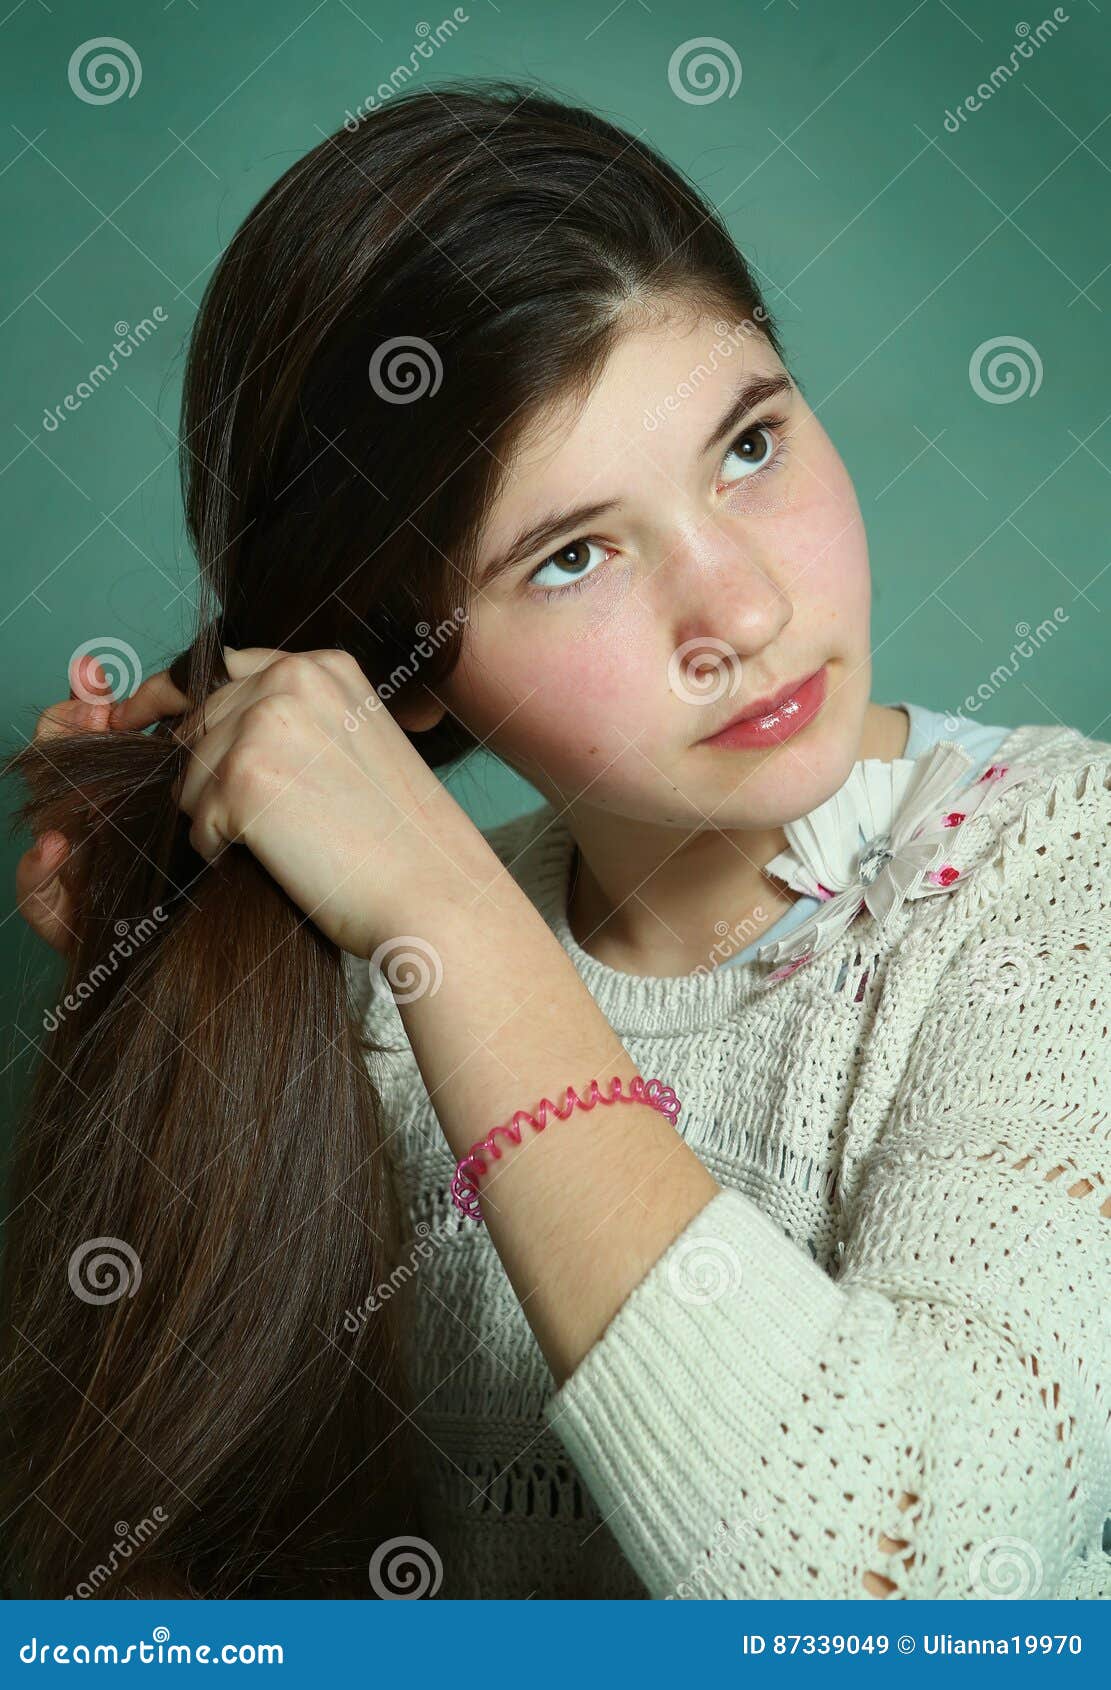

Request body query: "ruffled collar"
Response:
[757, 739, 1041, 981]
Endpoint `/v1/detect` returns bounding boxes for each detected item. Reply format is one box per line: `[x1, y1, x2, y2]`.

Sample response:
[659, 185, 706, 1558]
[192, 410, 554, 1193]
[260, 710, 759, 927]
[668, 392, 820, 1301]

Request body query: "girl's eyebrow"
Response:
[700, 371, 794, 457]
[476, 370, 795, 591]
[476, 499, 620, 591]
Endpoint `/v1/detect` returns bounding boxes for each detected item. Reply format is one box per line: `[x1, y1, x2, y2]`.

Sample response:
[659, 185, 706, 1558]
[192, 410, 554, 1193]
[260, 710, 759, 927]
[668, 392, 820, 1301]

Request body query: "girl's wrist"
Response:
[356, 801, 517, 962]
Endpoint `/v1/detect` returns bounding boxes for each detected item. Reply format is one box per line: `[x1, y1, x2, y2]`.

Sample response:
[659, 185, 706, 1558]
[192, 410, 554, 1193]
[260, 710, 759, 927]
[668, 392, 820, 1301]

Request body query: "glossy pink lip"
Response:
[698, 665, 828, 749]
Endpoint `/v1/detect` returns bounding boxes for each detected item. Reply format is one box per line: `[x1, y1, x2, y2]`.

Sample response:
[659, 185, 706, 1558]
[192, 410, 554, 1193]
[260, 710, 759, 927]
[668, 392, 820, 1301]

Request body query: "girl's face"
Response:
[428, 309, 875, 833]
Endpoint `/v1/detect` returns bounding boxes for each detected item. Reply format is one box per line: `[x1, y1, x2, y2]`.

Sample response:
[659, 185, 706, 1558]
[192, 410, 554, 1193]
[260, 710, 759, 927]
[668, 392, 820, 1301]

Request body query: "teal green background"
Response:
[2, 1, 1108, 1139]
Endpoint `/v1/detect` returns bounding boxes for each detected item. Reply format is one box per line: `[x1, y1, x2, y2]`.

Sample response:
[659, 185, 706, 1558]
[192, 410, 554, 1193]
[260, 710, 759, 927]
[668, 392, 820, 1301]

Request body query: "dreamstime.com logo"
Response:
[937, 1229, 1042, 1340]
[962, 932, 1047, 1005]
[968, 1534, 1045, 1597]
[19, 1629, 283, 1665]
[343, 608, 468, 727]
[342, 11, 470, 127]
[68, 635, 143, 703]
[942, 11, 1070, 132]
[691, 909, 772, 976]
[342, 1216, 455, 1333]
[43, 908, 170, 1032]
[942, 609, 1068, 722]
[643, 314, 770, 433]
[65, 1510, 170, 1600]
[668, 1506, 770, 1598]
[42, 311, 168, 433]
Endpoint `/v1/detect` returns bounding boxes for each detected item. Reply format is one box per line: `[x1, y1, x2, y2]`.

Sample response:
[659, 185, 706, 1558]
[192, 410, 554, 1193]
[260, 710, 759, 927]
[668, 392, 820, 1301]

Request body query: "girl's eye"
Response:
[526, 537, 609, 599]
[524, 412, 790, 603]
[719, 421, 781, 485]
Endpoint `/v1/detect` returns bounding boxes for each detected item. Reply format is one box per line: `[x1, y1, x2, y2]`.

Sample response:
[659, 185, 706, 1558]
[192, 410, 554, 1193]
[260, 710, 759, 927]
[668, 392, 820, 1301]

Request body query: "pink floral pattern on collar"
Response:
[757, 740, 1039, 982]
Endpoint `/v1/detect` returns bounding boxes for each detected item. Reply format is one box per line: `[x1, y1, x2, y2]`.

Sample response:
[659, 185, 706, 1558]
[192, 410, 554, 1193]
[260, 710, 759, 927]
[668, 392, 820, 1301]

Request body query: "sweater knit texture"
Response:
[345, 713, 1111, 1600]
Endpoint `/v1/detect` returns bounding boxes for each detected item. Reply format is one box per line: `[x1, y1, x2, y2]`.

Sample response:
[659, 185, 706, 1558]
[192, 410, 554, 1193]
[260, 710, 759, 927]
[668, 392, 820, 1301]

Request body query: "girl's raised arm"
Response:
[379, 812, 723, 1384]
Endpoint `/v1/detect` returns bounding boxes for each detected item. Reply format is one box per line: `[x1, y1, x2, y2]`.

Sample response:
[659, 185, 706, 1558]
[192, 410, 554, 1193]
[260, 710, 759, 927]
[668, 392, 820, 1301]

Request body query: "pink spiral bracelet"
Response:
[450, 1074, 682, 1223]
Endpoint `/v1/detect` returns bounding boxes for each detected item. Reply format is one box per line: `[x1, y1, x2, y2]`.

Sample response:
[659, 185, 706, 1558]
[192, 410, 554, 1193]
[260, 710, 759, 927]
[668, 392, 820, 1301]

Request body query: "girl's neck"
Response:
[565, 702, 911, 979]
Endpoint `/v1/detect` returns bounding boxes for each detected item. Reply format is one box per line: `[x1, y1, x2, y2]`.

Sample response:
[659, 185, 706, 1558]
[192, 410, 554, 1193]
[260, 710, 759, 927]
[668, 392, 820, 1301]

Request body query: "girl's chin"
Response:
[679, 740, 861, 827]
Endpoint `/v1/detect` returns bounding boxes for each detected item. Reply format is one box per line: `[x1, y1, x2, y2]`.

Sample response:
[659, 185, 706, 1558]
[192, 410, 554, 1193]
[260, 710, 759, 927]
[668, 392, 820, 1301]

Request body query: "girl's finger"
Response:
[28, 654, 116, 740]
[221, 646, 287, 679]
[173, 713, 242, 819]
[169, 648, 318, 796]
[68, 654, 114, 704]
[105, 643, 277, 734]
[34, 697, 100, 742]
[15, 834, 77, 956]
[108, 668, 192, 731]
[170, 649, 303, 840]
[172, 646, 291, 744]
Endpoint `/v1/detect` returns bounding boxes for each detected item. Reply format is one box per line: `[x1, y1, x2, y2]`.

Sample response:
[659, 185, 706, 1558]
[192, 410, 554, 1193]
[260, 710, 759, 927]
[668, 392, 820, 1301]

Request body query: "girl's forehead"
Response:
[523, 325, 787, 464]
[486, 331, 793, 529]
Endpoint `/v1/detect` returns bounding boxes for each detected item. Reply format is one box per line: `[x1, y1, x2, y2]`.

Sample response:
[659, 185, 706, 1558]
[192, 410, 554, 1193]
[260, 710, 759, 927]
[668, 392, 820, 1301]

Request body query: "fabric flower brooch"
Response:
[757, 740, 1038, 982]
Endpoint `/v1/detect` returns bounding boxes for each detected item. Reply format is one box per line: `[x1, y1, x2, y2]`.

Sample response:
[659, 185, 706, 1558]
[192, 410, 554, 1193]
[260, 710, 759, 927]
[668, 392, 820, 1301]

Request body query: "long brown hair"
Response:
[0, 78, 784, 1598]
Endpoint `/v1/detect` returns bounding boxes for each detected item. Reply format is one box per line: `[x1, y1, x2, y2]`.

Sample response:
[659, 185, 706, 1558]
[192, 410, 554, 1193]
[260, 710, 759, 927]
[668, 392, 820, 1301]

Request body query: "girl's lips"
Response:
[698, 665, 828, 749]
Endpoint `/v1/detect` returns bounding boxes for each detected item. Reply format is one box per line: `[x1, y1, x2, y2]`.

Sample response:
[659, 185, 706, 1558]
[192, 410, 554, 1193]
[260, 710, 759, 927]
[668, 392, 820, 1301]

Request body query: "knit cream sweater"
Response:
[347, 718, 1111, 1600]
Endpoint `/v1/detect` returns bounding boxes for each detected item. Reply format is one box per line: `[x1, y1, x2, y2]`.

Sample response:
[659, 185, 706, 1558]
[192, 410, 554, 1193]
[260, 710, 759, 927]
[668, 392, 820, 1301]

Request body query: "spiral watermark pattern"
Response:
[368, 336, 443, 404]
[67, 1237, 142, 1305]
[68, 38, 142, 104]
[969, 336, 1043, 404]
[668, 37, 743, 105]
[965, 933, 1044, 1004]
[666, 1234, 743, 1305]
[368, 935, 444, 1004]
[968, 1534, 1044, 1598]
[69, 636, 143, 704]
[368, 1534, 443, 1598]
[667, 636, 743, 706]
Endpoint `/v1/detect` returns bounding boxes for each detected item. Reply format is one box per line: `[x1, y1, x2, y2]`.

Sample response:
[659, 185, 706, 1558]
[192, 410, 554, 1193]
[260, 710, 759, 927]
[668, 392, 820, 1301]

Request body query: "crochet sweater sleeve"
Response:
[542, 759, 1111, 1600]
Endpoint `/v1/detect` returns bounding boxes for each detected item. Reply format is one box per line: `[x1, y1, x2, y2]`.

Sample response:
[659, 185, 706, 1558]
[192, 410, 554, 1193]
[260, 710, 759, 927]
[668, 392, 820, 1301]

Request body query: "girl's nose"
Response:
[669, 535, 793, 668]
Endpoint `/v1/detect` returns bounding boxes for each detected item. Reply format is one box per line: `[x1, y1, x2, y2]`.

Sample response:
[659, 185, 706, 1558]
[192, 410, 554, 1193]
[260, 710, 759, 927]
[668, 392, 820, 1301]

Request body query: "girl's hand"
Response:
[15, 655, 189, 954]
[169, 645, 480, 960]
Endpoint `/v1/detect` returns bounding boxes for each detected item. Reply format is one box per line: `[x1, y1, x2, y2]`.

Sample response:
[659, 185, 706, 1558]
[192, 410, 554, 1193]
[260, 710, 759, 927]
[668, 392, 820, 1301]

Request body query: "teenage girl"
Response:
[4, 82, 1108, 1601]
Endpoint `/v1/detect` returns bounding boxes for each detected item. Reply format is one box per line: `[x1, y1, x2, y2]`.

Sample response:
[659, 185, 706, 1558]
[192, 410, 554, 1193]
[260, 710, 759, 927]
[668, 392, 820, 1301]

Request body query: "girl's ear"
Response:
[390, 682, 447, 735]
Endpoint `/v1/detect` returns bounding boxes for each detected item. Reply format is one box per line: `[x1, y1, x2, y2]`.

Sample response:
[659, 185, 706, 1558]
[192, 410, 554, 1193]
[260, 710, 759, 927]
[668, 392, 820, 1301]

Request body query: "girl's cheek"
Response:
[769, 464, 870, 629]
[461, 573, 660, 783]
[783, 524, 869, 618]
[567, 559, 638, 641]
[526, 569, 657, 745]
